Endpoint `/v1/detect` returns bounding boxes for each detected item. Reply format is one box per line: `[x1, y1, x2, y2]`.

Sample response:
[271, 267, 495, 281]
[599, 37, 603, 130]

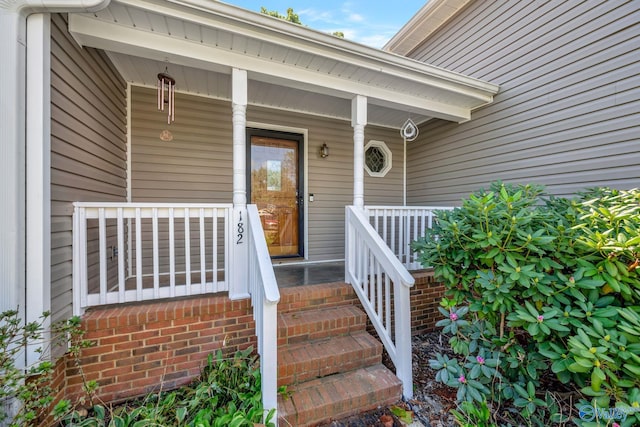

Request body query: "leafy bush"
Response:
[61, 346, 275, 427]
[0, 310, 90, 426]
[413, 183, 640, 426]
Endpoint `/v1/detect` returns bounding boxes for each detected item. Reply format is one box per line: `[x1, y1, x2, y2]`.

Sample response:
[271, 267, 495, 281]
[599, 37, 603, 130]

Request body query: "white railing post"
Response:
[230, 67, 249, 300]
[394, 280, 413, 399]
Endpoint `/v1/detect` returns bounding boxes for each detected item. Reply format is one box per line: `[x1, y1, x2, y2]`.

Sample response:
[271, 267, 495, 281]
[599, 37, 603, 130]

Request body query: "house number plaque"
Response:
[236, 210, 244, 244]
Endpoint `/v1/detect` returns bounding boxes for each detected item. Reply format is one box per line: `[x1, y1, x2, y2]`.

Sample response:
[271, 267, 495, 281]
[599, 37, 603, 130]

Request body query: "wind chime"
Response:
[157, 68, 175, 124]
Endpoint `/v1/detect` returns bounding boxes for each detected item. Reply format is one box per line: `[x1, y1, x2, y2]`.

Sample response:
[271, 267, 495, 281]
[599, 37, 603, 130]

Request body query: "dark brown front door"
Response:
[248, 129, 304, 258]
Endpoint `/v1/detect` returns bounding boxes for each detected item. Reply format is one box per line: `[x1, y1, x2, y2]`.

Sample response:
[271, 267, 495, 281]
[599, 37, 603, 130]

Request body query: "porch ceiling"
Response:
[68, 0, 499, 127]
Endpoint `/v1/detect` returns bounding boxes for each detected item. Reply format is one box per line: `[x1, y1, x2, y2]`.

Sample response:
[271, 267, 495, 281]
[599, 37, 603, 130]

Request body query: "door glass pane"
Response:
[251, 136, 299, 257]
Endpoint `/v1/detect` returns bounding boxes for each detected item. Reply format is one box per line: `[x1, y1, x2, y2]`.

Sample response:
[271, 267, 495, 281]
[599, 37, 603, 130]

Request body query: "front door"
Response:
[248, 129, 304, 258]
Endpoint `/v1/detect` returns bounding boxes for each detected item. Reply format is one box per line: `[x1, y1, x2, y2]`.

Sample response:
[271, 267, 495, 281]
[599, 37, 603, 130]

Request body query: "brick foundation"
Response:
[65, 294, 256, 405]
[38, 274, 445, 421]
[410, 270, 446, 335]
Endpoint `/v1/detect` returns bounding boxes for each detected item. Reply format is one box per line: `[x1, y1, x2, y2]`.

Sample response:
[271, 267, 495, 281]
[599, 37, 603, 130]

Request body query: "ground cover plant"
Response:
[413, 183, 640, 427]
[59, 346, 275, 427]
[1, 310, 272, 427]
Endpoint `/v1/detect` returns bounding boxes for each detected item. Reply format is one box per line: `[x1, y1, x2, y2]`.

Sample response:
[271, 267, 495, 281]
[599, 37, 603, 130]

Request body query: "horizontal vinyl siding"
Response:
[131, 86, 233, 203]
[406, 0, 640, 205]
[51, 14, 127, 323]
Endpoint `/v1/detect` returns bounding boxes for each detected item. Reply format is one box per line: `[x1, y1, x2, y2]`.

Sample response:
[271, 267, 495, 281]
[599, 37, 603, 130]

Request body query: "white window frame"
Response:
[364, 140, 392, 177]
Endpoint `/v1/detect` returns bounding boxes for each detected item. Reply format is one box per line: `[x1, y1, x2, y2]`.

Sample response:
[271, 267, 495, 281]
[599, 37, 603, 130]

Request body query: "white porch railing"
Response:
[345, 205, 415, 399]
[364, 206, 453, 270]
[72, 202, 232, 315]
[247, 205, 280, 422]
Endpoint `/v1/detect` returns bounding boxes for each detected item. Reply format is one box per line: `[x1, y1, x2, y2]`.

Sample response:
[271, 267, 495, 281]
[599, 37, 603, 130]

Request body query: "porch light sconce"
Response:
[157, 67, 175, 124]
[320, 143, 329, 158]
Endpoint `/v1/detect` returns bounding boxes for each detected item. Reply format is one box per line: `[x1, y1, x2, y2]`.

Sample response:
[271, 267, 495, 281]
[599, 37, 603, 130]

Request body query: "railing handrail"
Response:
[345, 205, 414, 399]
[348, 206, 415, 287]
[246, 204, 279, 422]
[247, 205, 280, 304]
[73, 202, 234, 208]
[364, 205, 454, 211]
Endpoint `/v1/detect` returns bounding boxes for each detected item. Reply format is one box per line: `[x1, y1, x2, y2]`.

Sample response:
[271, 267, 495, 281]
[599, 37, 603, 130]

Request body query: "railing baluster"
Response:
[185, 208, 191, 295]
[169, 208, 176, 297]
[135, 208, 143, 301]
[390, 210, 396, 256]
[117, 208, 125, 303]
[127, 217, 133, 279]
[212, 208, 218, 292]
[224, 208, 230, 291]
[384, 274, 391, 335]
[98, 208, 107, 305]
[200, 208, 206, 292]
[152, 208, 160, 299]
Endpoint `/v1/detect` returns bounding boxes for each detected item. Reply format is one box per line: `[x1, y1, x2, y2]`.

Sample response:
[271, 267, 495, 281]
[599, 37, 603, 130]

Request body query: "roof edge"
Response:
[156, 0, 497, 97]
[384, 0, 472, 56]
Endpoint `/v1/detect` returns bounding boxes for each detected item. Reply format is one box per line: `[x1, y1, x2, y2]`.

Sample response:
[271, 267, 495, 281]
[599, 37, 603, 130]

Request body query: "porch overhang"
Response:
[68, 0, 499, 126]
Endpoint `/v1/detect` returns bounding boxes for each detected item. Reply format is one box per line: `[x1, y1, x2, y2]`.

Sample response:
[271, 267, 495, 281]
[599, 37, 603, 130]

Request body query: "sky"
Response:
[221, 1, 428, 48]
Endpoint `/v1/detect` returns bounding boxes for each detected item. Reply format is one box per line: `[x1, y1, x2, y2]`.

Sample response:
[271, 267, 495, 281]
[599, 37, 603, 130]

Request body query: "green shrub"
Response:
[0, 310, 89, 426]
[413, 183, 640, 427]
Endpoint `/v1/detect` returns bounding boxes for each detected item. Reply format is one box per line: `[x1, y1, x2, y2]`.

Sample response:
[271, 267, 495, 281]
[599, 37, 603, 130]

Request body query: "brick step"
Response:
[277, 364, 402, 427]
[278, 282, 359, 314]
[278, 305, 366, 346]
[278, 331, 382, 387]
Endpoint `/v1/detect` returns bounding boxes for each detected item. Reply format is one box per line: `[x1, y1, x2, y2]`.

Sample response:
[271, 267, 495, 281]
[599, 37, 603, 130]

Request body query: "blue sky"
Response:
[221, 1, 428, 48]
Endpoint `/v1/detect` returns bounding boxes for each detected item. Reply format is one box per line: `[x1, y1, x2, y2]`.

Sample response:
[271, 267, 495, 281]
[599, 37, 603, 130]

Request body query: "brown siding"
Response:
[405, 0, 640, 205]
[131, 88, 404, 262]
[130, 86, 233, 203]
[51, 14, 127, 323]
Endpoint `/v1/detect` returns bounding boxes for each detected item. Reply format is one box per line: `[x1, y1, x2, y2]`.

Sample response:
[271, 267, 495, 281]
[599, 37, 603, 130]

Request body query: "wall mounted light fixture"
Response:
[320, 143, 329, 158]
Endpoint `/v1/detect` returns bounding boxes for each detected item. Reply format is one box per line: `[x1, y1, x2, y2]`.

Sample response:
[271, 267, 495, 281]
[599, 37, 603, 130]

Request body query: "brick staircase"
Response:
[276, 282, 403, 426]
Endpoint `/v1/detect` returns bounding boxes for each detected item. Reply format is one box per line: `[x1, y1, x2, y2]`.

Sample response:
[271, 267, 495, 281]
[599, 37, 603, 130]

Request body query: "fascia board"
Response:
[69, 13, 474, 122]
[115, 0, 499, 100]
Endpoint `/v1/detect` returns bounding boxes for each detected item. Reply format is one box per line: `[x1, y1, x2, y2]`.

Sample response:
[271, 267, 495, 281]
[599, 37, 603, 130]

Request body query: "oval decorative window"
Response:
[364, 140, 392, 177]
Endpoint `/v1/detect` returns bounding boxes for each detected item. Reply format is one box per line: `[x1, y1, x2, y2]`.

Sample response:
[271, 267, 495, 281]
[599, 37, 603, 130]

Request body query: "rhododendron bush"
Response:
[413, 183, 640, 427]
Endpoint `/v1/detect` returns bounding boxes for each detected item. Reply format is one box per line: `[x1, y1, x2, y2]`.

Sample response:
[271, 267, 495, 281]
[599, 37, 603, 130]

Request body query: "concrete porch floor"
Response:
[273, 261, 345, 287]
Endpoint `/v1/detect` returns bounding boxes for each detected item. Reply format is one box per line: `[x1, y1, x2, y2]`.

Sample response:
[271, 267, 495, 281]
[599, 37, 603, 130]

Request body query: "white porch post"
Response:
[352, 95, 367, 208]
[26, 12, 51, 364]
[230, 68, 249, 299]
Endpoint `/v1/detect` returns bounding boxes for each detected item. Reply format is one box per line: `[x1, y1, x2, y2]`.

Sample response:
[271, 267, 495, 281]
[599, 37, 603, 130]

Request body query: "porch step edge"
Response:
[277, 364, 402, 427]
[277, 331, 382, 387]
[278, 305, 366, 345]
[277, 282, 358, 314]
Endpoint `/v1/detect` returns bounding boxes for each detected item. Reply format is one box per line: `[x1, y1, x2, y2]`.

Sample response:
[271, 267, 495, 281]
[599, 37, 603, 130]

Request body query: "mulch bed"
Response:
[320, 332, 580, 427]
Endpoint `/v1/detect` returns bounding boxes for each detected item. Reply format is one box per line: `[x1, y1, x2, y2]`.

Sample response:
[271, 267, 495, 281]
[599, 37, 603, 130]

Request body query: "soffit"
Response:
[69, 0, 498, 126]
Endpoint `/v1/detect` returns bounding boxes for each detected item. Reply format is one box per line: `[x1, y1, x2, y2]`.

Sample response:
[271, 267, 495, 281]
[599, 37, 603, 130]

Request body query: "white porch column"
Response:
[26, 12, 51, 364]
[230, 68, 249, 299]
[352, 95, 367, 208]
